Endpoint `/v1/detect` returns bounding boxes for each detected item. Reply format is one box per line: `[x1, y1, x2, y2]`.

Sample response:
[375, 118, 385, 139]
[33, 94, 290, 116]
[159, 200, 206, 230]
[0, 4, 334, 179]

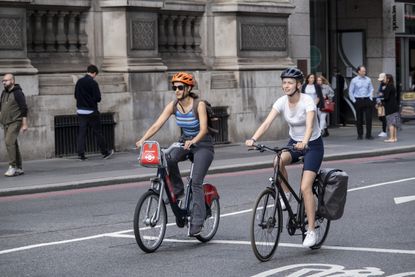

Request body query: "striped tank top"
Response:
[175, 109, 200, 137]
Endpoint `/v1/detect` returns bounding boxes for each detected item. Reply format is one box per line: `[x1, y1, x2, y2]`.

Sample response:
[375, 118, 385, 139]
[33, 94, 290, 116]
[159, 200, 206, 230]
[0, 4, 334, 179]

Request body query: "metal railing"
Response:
[54, 113, 115, 157]
[211, 106, 229, 144]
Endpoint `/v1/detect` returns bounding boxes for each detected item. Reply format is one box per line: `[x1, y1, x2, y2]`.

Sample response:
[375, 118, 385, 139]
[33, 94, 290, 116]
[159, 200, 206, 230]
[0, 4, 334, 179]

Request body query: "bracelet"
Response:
[251, 138, 257, 142]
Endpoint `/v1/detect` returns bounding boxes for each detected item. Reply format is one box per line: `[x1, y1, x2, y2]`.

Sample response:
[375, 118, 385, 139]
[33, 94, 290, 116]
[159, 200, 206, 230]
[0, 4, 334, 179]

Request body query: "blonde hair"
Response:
[317, 75, 330, 85]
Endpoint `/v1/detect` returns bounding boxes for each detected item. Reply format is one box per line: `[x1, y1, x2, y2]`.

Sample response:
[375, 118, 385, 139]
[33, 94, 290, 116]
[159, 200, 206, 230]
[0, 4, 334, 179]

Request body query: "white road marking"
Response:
[348, 177, 415, 192]
[394, 195, 415, 204]
[103, 234, 415, 255]
[1, 177, 414, 256]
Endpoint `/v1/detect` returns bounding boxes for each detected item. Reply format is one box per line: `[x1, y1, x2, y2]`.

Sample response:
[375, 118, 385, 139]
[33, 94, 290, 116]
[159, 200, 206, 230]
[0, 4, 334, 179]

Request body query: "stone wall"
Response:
[0, 0, 305, 161]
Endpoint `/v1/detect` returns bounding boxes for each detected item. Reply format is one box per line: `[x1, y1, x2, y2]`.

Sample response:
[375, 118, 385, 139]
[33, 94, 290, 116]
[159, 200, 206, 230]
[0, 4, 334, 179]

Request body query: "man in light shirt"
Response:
[348, 65, 374, 140]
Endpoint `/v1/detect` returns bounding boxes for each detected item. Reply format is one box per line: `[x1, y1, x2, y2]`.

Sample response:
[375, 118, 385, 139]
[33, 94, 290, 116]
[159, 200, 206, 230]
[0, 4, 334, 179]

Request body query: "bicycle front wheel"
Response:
[133, 190, 167, 253]
[250, 188, 282, 262]
[196, 197, 220, 242]
[300, 185, 331, 249]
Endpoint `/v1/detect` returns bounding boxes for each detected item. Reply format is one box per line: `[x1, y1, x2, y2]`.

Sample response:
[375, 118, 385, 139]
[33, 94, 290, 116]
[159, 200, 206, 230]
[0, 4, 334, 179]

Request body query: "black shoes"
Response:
[78, 155, 88, 161]
[103, 149, 114, 159]
[357, 135, 374, 140]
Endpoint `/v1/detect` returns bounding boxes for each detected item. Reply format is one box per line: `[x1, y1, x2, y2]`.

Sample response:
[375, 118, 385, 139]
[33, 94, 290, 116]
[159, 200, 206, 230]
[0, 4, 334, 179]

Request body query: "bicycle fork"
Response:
[144, 178, 166, 226]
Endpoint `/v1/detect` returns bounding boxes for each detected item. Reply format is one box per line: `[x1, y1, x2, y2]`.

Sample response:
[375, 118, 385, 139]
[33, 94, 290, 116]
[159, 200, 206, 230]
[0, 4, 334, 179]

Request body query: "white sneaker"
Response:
[378, 132, 387, 137]
[303, 230, 318, 247]
[4, 166, 16, 177]
[279, 192, 291, 210]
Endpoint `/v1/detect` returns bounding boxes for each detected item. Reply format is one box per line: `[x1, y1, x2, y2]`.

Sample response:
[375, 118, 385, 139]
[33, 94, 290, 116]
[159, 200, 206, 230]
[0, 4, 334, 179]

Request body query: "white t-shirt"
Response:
[305, 84, 317, 101]
[272, 93, 321, 141]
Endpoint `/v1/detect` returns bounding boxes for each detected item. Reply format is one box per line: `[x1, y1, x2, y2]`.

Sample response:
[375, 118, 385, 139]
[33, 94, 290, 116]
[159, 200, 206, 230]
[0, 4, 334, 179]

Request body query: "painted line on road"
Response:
[394, 195, 415, 204]
[103, 234, 415, 255]
[348, 177, 415, 192]
[1, 177, 413, 256]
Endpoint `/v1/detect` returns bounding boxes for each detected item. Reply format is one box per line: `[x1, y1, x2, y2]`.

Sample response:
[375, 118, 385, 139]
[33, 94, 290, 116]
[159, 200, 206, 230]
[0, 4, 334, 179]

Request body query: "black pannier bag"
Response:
[316, 168, 349, 220]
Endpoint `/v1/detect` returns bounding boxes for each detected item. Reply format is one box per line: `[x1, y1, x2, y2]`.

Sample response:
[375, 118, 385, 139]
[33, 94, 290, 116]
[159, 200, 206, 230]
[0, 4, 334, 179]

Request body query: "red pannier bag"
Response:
[139, 141, 162, 168]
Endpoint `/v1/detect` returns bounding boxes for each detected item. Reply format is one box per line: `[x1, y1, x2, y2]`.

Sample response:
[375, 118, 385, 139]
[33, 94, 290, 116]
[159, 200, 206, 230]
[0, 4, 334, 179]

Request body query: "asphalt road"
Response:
[1, 153, 414, 277]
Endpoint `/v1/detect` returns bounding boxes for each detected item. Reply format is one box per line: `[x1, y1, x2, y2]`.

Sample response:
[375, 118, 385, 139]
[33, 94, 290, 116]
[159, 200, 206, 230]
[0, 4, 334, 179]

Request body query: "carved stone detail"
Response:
[131, 20, 156, 50]
[240, 23, 286, 51]
[0, 16, 24, 50]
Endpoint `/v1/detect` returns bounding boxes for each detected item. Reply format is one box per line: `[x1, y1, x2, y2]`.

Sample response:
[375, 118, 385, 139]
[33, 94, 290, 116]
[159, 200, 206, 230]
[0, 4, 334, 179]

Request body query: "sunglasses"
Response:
[172, 85, 185, 91]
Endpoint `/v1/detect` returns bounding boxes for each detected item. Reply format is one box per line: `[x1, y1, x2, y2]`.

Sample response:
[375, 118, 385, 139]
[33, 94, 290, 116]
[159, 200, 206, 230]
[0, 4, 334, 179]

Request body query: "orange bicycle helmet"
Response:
[171, 72, 194, 87]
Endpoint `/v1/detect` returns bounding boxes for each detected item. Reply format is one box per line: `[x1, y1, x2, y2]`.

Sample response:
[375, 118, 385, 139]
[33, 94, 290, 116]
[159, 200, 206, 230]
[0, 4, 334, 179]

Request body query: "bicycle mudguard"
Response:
[203, 183, 219, 205]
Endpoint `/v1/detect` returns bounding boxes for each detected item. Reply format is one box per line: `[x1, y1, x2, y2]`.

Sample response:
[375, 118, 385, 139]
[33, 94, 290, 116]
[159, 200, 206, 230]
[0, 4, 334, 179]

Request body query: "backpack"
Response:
[316, 168, 349, 220]
[173, 99, 219, 135]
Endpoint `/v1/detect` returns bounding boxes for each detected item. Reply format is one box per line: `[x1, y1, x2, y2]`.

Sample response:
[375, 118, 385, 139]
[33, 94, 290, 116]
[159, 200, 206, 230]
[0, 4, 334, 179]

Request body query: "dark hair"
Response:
[305, 73, 316, 84]
[357, 65, 365, 73]
[87, 64, 99, 74]
[386, 74, 394, 86]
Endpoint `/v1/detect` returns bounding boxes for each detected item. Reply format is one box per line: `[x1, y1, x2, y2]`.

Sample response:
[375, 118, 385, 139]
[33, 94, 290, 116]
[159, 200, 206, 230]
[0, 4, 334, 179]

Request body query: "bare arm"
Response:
[135, 101, 174, 148]
[245, 108, 279, 146]
[295, 110, 315, 150]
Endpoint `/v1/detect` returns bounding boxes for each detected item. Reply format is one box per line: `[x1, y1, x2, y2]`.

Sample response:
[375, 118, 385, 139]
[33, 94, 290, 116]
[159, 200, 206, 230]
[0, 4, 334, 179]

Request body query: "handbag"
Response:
[377, 105, 385, 117]
[321, 99, 335, 113]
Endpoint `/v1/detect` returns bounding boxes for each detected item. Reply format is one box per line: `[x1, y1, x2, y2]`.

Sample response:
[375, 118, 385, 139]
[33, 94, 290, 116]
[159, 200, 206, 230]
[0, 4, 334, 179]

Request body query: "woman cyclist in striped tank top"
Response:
[136, 72, 214, 237]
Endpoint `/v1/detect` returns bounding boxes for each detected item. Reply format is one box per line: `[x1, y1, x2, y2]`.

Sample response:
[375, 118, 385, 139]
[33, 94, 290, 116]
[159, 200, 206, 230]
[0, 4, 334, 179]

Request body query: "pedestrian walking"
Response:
[382, 74, 400, 143]
[348, 65, 375, 140]
[74, 65, 114, 160]
[316, 75, 335, 137]
[0, 73, 28, 177]
[376, 73, 387, 138]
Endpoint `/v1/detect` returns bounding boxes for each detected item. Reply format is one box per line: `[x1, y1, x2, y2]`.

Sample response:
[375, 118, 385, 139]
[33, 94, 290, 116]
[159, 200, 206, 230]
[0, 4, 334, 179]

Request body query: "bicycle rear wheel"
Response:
[300, 184, 331, 249]
[196, 197, 220, 242]
[133, 190, 167, 253]
[250, 188, 282, 262]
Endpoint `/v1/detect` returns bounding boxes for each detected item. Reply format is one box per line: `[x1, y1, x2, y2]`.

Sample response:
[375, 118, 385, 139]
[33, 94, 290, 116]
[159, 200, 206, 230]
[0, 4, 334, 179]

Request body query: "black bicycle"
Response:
[134, 141, 220, 253]
[250, 143, 330, 262]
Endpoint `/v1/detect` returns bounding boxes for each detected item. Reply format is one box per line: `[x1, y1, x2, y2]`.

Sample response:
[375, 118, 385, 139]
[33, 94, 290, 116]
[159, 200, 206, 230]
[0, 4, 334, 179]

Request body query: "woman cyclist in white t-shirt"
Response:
[245, 68, 324, 248]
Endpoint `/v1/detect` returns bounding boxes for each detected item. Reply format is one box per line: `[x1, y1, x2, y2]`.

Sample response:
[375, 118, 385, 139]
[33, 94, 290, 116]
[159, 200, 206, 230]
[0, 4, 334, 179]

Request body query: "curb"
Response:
[1, 146, 414, 197]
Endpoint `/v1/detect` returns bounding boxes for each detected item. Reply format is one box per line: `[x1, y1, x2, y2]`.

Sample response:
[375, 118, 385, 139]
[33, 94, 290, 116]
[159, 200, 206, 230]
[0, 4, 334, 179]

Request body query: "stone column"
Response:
[0, 6, 38, 80]
[100, 1, 167, 72]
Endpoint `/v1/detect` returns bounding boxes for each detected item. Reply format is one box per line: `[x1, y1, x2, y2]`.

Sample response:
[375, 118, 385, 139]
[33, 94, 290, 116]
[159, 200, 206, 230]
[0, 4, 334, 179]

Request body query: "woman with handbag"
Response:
[316, 75, 334, 137]
[376, 73, 387, 138]
[382, 74, 400, 142]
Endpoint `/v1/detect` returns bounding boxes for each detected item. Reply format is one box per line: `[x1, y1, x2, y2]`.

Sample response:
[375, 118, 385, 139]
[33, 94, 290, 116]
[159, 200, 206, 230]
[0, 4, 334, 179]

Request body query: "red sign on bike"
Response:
[139, 141, 162, 167]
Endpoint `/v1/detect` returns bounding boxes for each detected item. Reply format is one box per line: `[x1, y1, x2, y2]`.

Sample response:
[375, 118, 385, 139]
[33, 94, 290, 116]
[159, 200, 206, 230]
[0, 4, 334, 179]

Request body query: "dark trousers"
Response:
[355, 98, 373, 138]
[379, 116, 387, 132]
[77, 112, 108, 156]
[167, 139, 214, 226]
[3, 121, 23, 168]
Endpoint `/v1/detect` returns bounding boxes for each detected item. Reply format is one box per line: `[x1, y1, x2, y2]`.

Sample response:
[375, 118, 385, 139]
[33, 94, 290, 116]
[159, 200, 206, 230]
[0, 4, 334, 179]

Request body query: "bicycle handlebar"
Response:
[250, 143, 295, 154]
[162, 142, 185, 155]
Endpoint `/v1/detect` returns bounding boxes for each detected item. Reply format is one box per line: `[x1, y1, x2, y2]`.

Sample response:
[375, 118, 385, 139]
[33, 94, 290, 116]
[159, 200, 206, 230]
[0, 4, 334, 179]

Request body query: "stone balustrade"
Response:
[26, 9, 87, 54]
[158, 13, 202, 57]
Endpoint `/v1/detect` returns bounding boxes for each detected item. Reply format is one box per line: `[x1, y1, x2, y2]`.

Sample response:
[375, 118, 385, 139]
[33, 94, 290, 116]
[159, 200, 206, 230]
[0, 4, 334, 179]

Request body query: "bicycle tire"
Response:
[133, 190, 167, 253]
[196, 197, 220, 242]
[250, 188, 282, 262]
[300, 184, 331, 249]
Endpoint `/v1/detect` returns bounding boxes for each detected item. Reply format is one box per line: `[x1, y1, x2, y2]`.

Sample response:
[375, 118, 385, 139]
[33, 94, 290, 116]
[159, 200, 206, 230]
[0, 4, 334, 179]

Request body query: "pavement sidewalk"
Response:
[1, 123, 415, 196]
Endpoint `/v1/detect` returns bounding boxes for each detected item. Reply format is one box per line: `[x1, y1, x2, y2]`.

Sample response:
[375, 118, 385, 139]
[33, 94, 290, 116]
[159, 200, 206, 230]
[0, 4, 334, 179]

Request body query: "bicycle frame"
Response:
[257, 145, 306, 234]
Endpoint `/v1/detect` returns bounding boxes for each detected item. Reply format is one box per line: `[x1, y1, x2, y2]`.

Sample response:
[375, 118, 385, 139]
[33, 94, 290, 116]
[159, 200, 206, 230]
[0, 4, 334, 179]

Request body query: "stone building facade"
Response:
[0, 0, 310, 160]
[0, 0, 401, 161]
